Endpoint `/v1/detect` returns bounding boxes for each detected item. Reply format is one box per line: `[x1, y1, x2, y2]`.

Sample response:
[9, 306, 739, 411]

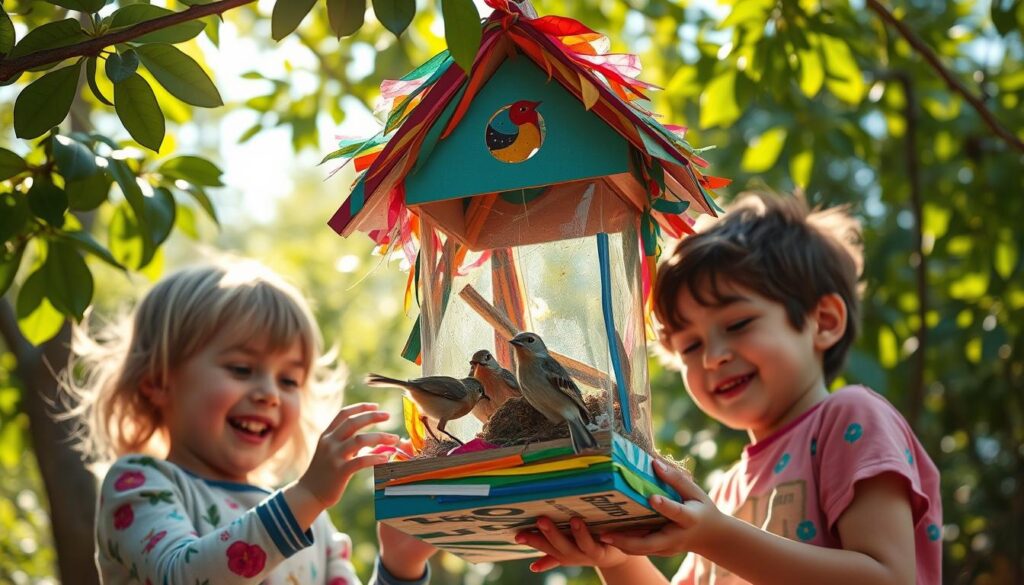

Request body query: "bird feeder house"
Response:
[328, 0, 728, 563]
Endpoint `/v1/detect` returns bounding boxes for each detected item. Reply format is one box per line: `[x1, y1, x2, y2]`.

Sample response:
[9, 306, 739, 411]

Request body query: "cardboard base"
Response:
[374, 433, 672, 563]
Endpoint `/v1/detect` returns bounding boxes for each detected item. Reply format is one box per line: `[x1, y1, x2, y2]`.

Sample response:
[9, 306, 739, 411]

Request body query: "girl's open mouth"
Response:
[228, 417, 273, 441]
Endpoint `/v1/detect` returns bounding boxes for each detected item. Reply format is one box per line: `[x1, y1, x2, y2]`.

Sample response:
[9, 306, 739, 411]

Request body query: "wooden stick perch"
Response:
[458, 284, 618, 392]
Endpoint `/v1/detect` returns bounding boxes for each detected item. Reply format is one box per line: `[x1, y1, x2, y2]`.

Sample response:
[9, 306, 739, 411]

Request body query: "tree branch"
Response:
[0, 0, 257, 82]
[0, 298, 33, 364]
[897, 72, 927, 430]
[866, 0, 1024, 153]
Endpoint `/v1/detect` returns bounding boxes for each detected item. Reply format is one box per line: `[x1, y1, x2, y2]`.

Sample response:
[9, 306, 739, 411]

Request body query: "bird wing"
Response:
[410, 376, 468, 400]
[498, 368, 521, 392]
[486, 124, 518, 150]
[541, 358, 589, 416]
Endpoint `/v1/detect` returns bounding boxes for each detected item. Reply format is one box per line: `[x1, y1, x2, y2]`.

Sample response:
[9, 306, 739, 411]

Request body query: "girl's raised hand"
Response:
[293, 403, 399, 514]
[599, 459, 723, 558]
[515, 516, 631, 573]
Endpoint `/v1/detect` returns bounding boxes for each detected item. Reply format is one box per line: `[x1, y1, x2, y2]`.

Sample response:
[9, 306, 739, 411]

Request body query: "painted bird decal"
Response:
[486, 100, 543, 163]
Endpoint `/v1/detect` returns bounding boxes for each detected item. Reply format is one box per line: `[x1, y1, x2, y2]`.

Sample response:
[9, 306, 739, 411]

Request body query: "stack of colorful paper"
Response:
[375, 432, 680, 562]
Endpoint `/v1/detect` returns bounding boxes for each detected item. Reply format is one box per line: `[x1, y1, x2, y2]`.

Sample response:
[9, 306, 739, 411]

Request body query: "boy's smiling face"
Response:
[665, 279, 844, 442]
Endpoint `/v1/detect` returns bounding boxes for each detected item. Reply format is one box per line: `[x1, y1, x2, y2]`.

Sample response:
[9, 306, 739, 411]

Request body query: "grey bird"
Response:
[508, 332, 599, 453]
[468, 349, 521, 422]
[365, 373, 488, 445]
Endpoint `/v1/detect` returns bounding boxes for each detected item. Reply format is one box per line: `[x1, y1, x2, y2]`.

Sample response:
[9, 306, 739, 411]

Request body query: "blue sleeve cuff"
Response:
[256, 491, 314, 557]
[371, 555, 430, 585]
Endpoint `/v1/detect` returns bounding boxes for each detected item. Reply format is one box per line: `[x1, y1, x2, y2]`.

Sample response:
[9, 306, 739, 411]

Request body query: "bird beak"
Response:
[469, 359, 481, 366]
[508, 338, 523, 347]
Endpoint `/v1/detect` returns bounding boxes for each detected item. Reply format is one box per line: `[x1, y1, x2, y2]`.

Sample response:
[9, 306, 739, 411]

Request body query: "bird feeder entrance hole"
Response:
[485, 101, 547, 163]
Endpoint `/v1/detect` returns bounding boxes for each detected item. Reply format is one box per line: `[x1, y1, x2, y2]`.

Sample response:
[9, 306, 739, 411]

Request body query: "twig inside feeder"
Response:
[458, 284, 619, 393]
[491, 247, 528, 368]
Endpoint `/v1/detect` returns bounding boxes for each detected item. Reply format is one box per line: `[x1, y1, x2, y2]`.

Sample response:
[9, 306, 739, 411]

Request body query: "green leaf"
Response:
[85, 57, 114, 106]
[203, 15, 220, 47]
[106, 159, 151, 242]
[105, 49, 140, 83]
[67, 170, 113, 211]
[114, 73, 166, 152]
[797, 45, 824, 98]
[699, 70, 740, 129]
[441, 0, 481, 74]
[8, 19, 88, 67]
[991, 0, 1020, 35]
[182, 185, 219, 225]
[271, 0, 318, 41]
[327, 0, 366, 38]
[108, 202, 146, 269]
[741, 126, 787, 173]
[57, 229, 125, 270]
[0, 242, 26, 298]
[175, 204, 200, 239]
[995, 234, 1017, 279]
[146, 187, 177, 247]
[158, 156, 224, 187]
[53, 135, 98, 180]
[43, 0, 107, 12]
[27, 179, 69, 227]
[0, 9, 14, 57]
[0, 192, 30, 243]
[42, 240, 93, 320]
[109, 4, 206, 44]
[820, 35, 864, 105]
[789, 149, 813, 188]
[0, 148, 27, 181]
[16, 268, 65, 346]
[13, 63, 82, 139]
[135, 44, 223, 108]
[373, 0, 415, 37]
[139, 20, 204, 44]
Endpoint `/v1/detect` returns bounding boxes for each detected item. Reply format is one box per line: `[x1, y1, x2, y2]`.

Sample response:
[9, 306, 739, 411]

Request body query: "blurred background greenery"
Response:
[1, 0, 1022, 583]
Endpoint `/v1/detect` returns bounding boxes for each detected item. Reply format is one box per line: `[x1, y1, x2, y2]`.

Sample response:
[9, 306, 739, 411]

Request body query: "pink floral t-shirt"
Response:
[673, 385, 942, 585]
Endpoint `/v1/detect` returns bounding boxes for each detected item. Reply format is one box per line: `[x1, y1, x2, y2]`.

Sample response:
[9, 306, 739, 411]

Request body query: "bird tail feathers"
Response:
[567, 417, 599, 454]
[364, 373, 408, 388]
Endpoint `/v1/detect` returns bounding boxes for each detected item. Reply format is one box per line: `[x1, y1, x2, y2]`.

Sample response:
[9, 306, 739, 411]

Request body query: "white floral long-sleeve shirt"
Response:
[96, 455, 427, 585]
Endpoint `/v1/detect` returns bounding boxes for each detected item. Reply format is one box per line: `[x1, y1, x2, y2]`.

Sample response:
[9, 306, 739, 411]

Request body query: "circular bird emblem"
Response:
[485, 100, 545, 163]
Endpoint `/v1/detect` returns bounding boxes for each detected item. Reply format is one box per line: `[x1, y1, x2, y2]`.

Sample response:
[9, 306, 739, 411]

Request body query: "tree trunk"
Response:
[1, 301, 99, 585]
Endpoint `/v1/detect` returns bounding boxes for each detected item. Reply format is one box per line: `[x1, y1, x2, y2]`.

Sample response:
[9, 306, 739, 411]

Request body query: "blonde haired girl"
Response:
[70, 260, 433, 584]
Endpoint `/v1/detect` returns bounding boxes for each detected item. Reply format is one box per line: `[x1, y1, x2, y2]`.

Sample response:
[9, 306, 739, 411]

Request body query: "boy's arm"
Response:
[706, 472, 914, 584]
[609, 467, 916, 585]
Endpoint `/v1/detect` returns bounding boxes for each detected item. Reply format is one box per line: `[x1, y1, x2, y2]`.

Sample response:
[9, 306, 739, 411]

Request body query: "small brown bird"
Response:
[365, 373, 488, 445]
[509, 332, 599, 453]
[468, 349, 521, 422]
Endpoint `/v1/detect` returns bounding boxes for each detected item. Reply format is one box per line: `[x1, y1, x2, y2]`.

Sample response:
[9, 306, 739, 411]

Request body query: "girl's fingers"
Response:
[568, 517, 600, 554]
[515, 530, 558, 557]
[329, 409, 391, 441]
[529, 555, 561, 573]
[340, 432, 401, 459]
[535, 517, 578, 558]
[339, 453, 390, 477]
[325, 402, 381, 434]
